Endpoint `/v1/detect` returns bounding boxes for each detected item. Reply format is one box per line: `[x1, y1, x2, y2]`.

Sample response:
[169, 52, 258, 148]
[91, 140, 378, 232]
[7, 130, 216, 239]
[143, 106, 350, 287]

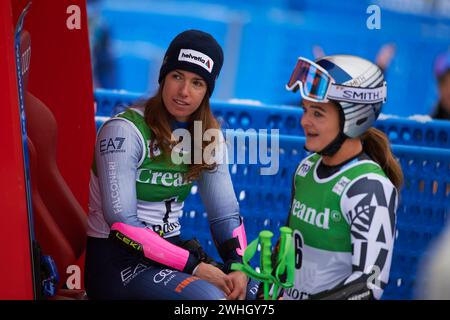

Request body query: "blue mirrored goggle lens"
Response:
[287, 59, 331, 101]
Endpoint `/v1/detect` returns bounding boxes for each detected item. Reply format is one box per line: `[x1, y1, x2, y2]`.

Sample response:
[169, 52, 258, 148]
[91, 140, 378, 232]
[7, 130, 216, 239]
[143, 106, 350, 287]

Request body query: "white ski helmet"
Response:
[286, 54, 387, 155]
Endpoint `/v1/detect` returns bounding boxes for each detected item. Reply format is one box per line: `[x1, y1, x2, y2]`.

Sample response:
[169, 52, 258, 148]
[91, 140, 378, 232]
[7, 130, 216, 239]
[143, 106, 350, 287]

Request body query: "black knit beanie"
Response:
[158, 30, 224, 96]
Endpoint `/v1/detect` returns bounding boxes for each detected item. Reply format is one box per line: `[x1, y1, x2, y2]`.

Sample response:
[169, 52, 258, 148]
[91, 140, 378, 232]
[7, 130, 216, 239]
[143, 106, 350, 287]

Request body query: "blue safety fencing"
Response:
[179, 133, 450, 300]
[382, 144, 450, 299]
[93, 89, 450, 299]
[94, 89, 450, 148]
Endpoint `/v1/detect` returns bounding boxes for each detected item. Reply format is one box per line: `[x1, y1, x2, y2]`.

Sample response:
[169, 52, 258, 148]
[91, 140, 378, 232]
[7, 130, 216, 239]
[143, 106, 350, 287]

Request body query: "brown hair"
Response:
[361, 127, 404, 190]
[142, 83, 221, 182]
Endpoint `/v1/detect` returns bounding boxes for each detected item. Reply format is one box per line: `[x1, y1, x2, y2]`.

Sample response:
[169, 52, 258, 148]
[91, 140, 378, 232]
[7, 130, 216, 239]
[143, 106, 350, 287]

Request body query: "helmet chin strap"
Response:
[311, 101, 348, 157]
[316, 132, 348, 157]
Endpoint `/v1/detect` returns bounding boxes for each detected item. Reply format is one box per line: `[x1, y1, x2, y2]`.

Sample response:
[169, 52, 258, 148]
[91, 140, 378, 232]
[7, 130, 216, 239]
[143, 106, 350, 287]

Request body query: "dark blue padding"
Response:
[93, 89, 450, 299]
[94, 89, 450, 148]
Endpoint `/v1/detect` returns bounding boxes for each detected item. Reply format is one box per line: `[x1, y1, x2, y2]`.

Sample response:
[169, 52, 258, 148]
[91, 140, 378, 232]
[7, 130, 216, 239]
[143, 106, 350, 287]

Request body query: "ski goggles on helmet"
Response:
[286, 57, 387, 104]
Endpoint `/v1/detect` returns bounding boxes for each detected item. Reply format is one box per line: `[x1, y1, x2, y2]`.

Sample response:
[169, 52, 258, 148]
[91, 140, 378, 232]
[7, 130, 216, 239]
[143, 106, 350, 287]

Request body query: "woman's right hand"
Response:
[193, 262, 234, 296]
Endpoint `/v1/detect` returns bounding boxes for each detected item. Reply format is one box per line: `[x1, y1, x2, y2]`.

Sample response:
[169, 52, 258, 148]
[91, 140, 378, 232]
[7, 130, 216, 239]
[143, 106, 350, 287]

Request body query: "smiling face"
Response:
[300, 100, 341, 153]
[162, 69, 208, 122]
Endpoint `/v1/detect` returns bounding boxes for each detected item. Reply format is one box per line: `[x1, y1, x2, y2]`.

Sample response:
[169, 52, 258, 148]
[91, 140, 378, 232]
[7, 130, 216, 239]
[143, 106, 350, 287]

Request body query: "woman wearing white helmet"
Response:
[283, 55, 403, 300]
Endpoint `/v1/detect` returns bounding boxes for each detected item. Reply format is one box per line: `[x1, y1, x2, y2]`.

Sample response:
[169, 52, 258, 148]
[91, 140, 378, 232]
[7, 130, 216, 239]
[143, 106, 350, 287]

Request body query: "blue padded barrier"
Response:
[180, 134, 450, 300]
[375, 117, 450, 149]
[94, 89, 450, 148]
[381, 144, 450, 299]
[97, 113, 450, 299]
[93, 89, 450, 299]
[94, 89, 143, 116]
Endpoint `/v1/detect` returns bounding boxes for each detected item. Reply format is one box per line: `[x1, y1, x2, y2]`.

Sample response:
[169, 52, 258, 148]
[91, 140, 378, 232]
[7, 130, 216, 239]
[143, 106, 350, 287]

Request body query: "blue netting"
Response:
[93, 89, 450, 299]
[378, 145, 450, 299]
[181, 137, 450, 300]
[94, 89, 450, 148]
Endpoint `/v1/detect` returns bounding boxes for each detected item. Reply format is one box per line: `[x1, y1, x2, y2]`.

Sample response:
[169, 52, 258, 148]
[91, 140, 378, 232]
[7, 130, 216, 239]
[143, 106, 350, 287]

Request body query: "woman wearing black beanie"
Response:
[84, 30, 257, 300]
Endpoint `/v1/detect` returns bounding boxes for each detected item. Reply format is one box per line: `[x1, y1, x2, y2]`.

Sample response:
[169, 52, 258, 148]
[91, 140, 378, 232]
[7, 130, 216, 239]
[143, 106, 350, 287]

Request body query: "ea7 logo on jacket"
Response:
[100, 137, 126, 155]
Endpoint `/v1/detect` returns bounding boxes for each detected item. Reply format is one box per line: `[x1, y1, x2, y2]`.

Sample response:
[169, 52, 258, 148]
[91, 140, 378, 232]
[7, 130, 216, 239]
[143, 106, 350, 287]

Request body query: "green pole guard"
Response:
[272, 227, 295, 298]
[230, 237, 274, 283]
[271, 227, 288, 299]
[230, 227, 296, 300]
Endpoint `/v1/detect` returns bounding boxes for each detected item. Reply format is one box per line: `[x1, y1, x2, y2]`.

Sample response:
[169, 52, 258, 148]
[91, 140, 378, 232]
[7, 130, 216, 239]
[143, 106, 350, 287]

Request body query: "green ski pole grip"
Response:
[259, 230, 273, 275]
[278, 227, 291, 264]
[275, 226, 295, 289]
[230, 227, 295, 300]
[271, 226, 292, 299]
[259, 230, 273, 300]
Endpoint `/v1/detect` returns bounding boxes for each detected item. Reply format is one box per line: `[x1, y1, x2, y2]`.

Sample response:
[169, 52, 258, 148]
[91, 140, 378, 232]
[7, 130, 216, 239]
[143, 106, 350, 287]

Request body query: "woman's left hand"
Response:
[226, 271, 248, 300]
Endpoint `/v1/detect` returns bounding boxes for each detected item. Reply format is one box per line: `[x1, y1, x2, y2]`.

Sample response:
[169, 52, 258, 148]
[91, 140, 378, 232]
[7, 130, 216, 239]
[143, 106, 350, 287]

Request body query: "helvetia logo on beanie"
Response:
[178, 49, 214, 73]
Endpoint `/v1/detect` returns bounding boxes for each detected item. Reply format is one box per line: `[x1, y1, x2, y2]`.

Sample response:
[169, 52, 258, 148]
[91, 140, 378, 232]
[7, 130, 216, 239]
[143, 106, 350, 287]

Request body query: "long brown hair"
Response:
[142, 83, 221, 181]
[361, 127, 404, 190]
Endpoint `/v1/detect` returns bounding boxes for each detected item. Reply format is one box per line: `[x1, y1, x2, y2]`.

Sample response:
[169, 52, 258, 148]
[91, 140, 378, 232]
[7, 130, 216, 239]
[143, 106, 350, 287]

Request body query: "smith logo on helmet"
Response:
[328, 83, 386, 104]
[343, 89, 382, 101]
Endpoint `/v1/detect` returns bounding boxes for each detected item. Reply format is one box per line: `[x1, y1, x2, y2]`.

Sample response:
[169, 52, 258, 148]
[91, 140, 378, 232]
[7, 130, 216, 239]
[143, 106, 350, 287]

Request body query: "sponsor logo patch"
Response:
[175, 276, 199, 293]
[291, 199, 330, 230]
[100, 137, 126, 155]
[178, 49, 214, 73]
[332, 176, 351, 196]
[120, 263, 150, 286]
[153, 269, 178, 286]
[297, 160, 313, 177]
